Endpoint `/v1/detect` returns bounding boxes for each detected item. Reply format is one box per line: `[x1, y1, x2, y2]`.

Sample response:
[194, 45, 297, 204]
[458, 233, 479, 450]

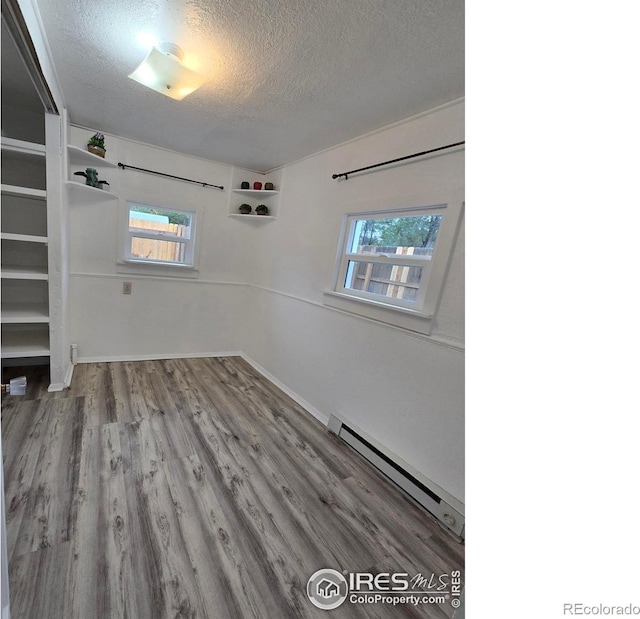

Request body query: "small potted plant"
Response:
[239, 203, 252, 214]
[255, 204, 269, 216]
[87, 132, 106, 158]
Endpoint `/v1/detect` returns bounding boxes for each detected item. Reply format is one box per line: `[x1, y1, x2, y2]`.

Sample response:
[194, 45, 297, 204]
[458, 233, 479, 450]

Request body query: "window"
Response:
[124, 201, 196, 267]
[326, 203, 462, 335]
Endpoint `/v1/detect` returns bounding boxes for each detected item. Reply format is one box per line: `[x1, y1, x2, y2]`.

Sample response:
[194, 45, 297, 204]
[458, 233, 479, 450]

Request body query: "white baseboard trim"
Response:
[76, 351, 243, 364]
[239, 354, 330, 426]
[64, 363, 74, 388]
[47, 382, 65, 392]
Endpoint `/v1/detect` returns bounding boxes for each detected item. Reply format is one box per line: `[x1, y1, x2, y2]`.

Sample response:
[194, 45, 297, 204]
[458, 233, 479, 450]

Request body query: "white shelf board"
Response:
[1, 304, 49, 324]
[232, 189, 279, 198]
[228, 214, 275, 221]
[1, 265, 48, 280]
[1, 184, 46, 200]
[66, 180, 118, 200]
[1, 329, 50, 358]
[0, 232, 48, 244]
[68, 145, 117, 168]
[1, 137, 45, 156]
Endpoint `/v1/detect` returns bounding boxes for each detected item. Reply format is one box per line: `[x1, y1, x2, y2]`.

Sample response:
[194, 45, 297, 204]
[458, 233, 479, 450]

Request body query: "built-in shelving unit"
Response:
[0, 232, 48, 243]
[0, 265, 48, 280]
[1, 184, 47, 200]
[1, 329, 50, 359]
[1, 303, 49, 323]
[1, 137, 45, 156]
[1, 134, 51, 363]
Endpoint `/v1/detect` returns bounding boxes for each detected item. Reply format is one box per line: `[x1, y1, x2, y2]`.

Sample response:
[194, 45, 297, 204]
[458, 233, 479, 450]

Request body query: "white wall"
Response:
[67, 126, 252, 359]
[245, 100, 465, 505]
[68, 100, 465, 505]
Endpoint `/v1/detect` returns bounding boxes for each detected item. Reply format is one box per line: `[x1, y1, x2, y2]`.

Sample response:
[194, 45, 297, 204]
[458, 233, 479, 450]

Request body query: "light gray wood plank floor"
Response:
[2, 357, 464, 618]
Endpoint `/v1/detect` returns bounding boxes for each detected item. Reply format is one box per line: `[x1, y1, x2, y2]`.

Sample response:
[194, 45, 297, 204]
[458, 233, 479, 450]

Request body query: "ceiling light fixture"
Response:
[128, 42, 206, 101]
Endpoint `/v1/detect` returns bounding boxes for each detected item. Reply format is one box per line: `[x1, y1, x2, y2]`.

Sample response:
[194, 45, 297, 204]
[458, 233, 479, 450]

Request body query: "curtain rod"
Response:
[331, 141, 465, 180]
[117, 163, 224, 190]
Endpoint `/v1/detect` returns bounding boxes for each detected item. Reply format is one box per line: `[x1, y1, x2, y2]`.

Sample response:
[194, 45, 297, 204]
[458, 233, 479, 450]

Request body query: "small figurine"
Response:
[74, 168, 100, 187]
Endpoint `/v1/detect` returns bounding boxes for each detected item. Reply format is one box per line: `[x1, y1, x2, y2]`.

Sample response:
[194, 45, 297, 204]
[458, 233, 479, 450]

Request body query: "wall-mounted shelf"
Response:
[1, 265, 48, 280]
[1, 303, 49, 324]
[232, 189, 279, 198]
[228, 214, 275, 222]
[230, 175, 280, 219]
[68, 144, 117, 168]
[1, 184, 46, 200]
[66, 180, 118, 200]
[1, 232, 48, 244]
[1, 329, 50, 358]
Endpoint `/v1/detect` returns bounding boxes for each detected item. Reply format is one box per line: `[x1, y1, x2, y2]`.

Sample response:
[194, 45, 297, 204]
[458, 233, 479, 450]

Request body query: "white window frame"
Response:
[122, 200, 198, 270]
[324, 202, 463, 335]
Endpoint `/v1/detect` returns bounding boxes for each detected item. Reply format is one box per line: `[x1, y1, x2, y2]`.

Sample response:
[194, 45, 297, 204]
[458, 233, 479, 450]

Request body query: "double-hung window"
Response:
[326, 203, 462, 334]
[124, 201, 197, 267]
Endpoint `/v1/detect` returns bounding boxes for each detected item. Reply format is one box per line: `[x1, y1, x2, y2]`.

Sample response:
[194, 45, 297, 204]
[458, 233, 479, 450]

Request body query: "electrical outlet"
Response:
[123, 281, 132, 295]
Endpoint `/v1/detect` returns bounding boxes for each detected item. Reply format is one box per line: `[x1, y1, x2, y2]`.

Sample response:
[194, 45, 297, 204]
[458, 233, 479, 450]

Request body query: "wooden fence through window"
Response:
[348, 245, 432, 302]
[130, 218, 189, 263]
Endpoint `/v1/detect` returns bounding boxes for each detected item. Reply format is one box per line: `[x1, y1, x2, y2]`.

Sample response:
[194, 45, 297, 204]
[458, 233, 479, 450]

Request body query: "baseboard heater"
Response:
[328, 415, 465, 538]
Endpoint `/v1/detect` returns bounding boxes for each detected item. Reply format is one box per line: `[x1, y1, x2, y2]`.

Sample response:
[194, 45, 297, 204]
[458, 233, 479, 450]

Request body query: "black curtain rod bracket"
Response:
[331, 140, 465, 180]
[117, 162, 224, 190]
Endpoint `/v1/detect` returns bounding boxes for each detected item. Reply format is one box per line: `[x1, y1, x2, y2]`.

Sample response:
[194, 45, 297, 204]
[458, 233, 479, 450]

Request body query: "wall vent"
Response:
[328, 414, 464, 538]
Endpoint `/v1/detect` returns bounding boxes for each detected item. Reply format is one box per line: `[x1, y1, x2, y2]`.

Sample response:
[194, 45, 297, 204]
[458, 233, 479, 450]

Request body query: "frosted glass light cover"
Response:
[128, 47, 206, 100]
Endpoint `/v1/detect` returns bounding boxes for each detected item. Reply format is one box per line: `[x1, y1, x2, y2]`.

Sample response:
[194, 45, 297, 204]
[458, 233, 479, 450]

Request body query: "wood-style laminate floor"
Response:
[2, 357, 464, 618]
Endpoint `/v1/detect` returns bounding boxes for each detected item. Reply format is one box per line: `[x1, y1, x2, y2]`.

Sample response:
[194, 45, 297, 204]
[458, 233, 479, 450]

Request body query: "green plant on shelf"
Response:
[88, 132, 105, 150]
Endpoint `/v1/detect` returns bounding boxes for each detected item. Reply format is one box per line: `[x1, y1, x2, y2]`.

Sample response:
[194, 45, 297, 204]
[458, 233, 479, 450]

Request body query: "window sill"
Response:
[323, 291, 433, 335]
[116, 260, 199, 279]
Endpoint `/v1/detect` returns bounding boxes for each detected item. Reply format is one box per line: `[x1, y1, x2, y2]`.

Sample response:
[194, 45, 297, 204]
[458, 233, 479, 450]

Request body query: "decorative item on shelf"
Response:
[87, 132, 106, 158]
[255, 204, 269, 216]
[264, 182, 274, 191]
[97, 180, 111, 191]
[253, 181, 262, 190]
[241, 181, 250, 189]
[239, 203, 252, 214]
[74, 167, 99, 187]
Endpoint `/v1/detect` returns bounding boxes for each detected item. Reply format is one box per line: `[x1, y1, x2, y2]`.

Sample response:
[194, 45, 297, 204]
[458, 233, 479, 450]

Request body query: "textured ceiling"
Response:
[33, 0, 464, 172]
